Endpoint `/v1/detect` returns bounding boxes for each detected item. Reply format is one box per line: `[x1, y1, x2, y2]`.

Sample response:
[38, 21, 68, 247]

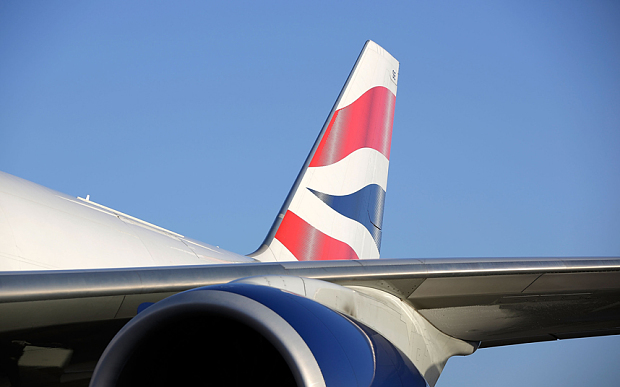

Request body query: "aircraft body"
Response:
[1, 41, 619, 387]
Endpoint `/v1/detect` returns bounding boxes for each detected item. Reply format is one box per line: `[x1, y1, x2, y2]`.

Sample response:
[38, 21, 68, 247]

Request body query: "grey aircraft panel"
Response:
[1, 257, 619, 347]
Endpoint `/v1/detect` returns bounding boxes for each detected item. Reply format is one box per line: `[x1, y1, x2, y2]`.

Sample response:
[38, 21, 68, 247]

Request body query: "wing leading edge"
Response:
[2, 257, 619, 348]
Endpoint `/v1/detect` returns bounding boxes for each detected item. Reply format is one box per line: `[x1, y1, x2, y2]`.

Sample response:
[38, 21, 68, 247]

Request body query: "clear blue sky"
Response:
[1, 1, 619, 386]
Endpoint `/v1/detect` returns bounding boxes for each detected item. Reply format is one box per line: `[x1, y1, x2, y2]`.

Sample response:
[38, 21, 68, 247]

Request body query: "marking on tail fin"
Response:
[275, 211, 359, 261]
[309, 86, 395, 168]
[308, 185, 384, 250]
[391, 69, 398, 85]
[288, 184, 380, 258]
[301, 148, 389, 196]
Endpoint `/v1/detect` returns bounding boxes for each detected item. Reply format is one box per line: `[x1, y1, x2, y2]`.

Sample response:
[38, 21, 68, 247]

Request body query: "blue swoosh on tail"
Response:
[308, 184, 385, 250]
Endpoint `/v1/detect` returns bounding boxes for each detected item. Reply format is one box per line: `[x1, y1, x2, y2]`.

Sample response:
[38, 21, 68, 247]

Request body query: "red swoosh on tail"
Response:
[275, 211, 359, 261]
[310, 86, 395, 167]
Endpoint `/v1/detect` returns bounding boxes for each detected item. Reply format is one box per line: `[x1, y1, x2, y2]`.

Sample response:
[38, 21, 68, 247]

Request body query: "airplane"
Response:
[0, 40, 619, 387]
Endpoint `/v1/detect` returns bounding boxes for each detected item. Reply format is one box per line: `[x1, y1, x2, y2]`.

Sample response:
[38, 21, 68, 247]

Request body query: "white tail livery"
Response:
[251, 40, 399, 262]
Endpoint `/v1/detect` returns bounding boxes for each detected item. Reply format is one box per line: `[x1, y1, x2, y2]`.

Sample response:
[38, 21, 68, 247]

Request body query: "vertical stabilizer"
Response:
[251, 41, 399, 262]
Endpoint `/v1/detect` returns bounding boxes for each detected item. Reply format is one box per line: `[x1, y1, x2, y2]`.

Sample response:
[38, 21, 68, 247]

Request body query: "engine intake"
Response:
[91, 283, 427, 387]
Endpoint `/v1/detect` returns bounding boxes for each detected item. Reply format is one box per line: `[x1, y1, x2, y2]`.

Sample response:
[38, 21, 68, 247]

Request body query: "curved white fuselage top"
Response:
[0, 171, 253, 271]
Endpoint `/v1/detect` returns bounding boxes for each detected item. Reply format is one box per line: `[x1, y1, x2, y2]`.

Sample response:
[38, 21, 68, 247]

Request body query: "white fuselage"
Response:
[0, 171, 254, 271]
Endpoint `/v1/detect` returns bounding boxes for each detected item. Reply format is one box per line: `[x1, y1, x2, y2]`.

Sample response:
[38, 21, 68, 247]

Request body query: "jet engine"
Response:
[89, 282, 428, 387]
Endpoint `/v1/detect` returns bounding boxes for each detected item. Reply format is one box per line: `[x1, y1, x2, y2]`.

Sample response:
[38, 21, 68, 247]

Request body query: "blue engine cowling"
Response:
[90, 283, 428, 387]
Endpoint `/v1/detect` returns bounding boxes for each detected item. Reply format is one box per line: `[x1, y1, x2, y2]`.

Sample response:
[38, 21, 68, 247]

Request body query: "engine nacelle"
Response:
[90, 282, 427, 387]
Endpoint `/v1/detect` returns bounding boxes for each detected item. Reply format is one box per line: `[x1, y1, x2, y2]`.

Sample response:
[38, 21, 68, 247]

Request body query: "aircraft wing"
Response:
[2, 257, 619, 349]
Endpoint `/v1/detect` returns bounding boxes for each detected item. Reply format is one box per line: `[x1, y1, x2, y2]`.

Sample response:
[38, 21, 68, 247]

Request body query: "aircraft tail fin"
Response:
[250, 40, 399, 262]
